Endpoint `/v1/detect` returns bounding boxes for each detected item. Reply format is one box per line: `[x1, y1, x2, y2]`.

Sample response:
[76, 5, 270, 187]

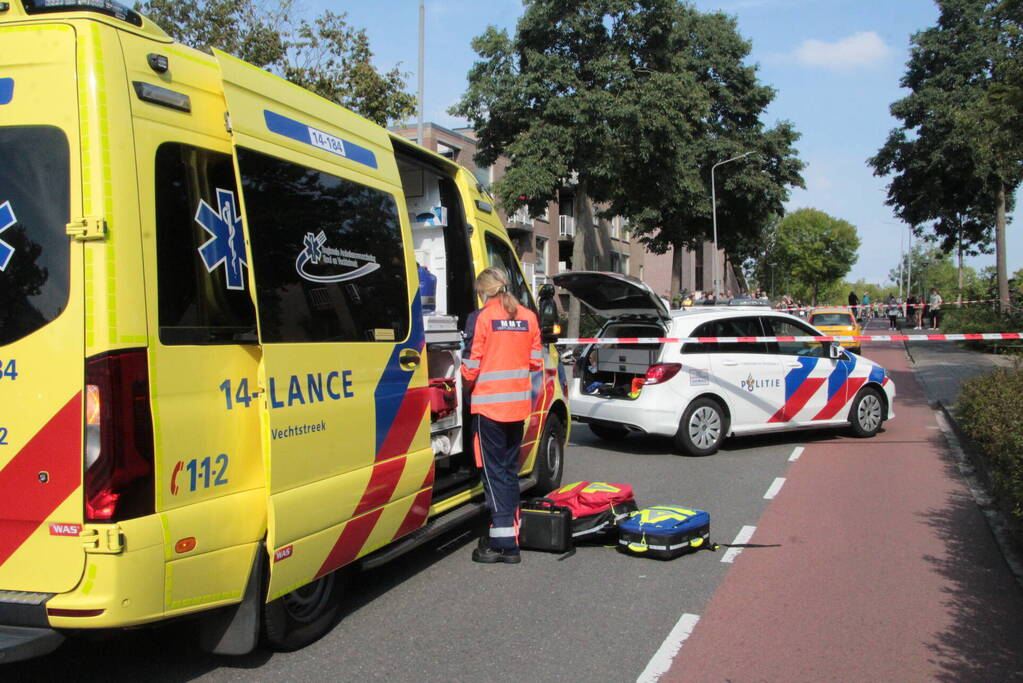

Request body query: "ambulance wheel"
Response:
[532, 415, 565, 495]
[589, 423, 629, 441]
[674, 398, 727, 457]
[848, 387, 884, 438]
[262, 569, 347, 651]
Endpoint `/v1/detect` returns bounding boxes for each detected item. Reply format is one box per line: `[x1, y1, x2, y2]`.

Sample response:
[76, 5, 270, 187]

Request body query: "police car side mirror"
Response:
[827, 342, 844, 360]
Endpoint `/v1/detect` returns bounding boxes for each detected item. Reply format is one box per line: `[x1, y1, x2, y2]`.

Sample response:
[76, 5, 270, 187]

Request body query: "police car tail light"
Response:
[644, 363, 682, 385]
[84, 350, 155, 522]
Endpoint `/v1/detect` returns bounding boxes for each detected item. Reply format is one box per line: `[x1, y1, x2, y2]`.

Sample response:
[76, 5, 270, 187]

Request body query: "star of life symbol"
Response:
[0, 200, 16, 272]
[295, 230, 379, 283]
[303, 231, 326, 264]
[195, 189, 247, 291]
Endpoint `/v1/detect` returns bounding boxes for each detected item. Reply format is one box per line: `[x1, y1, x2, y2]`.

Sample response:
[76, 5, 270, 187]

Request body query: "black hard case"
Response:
[518, 498, 573, 553]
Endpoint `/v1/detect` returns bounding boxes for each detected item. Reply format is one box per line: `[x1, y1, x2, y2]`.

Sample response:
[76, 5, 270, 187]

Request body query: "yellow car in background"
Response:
[808, 308, 863, 354]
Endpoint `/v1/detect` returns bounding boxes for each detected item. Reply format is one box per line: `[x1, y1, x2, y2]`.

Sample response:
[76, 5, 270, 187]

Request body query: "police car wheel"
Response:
[674, 398, 727, 457]
[532, 415, 565, 495]
[849, 387, 884, 438]
[589, 423, 629, 441]
[262, 568, 347, 651]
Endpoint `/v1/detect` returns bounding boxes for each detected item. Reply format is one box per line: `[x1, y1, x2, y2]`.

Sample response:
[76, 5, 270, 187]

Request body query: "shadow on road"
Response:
[918, 488, 1023, 681]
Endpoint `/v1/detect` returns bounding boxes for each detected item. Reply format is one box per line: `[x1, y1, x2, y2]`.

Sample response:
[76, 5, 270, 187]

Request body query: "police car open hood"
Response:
[552, 271, 671, 322]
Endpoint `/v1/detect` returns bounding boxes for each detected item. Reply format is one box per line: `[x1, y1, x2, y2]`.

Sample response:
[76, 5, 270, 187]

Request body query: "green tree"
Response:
[136, 0, 416, 125]
[757, 209, 860, 305]
[606, 7, 804, 295]
[888, 244, 965, 301]
[451, 0, 803, 335]
[869, 0, 1023, 312]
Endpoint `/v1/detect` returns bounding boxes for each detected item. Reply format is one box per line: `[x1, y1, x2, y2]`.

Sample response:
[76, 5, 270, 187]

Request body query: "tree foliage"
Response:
[755, 209, 860, 305]
[136, 0, 416, 125]
[451, 0, 803, 331]
[869, 0, 1023, 309]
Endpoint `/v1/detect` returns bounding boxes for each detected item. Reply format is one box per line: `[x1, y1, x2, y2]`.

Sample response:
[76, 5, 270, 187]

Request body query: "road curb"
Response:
[904, 337, 1023, 592]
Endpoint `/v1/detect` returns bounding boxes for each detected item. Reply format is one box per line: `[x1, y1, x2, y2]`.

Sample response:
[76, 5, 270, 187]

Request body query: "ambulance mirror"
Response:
[537, 284, 558, 325]
[537, 285, 560, 343]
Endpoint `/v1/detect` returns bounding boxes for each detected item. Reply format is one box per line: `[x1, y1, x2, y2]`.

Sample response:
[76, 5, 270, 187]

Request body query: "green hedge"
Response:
[957, 365, 1023, 526]
[942, 307, 1023, 353]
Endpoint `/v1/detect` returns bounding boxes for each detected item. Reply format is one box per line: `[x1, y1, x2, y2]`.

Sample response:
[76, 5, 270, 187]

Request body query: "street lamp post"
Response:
[711, 152, 754, 299]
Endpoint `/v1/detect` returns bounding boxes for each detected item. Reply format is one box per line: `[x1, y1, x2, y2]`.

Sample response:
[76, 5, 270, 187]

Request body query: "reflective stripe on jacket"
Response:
[462, 297, 542, 422]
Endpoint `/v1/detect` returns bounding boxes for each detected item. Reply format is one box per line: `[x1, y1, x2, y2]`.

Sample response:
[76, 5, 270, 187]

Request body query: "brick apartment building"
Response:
[390, 122, 741, 301]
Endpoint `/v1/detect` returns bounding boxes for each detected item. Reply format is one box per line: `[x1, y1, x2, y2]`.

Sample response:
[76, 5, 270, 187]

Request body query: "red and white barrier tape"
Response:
[555, 332, 1023, 345]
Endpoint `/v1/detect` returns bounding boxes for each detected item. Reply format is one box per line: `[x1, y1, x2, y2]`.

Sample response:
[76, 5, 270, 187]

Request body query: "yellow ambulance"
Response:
[0, 0, 569, 661]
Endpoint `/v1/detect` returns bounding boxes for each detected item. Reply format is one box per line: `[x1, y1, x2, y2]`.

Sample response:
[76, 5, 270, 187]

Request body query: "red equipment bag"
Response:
[546, 481, 638, 542]
[429, 378, 456, 419]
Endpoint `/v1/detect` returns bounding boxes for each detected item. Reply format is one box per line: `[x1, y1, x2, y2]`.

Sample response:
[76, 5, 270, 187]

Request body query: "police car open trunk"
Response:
[552, 272, 672, 401]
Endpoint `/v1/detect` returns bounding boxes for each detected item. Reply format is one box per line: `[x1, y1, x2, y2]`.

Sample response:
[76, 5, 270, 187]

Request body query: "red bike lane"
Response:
[665, 343, 1023, 682]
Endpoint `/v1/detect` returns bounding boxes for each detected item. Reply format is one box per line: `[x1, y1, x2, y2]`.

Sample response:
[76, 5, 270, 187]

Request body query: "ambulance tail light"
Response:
[84, 349, 155, 522]
[644, 363, 682, 385]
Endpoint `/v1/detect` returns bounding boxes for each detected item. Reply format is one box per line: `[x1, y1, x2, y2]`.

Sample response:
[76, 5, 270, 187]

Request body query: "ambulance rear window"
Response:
[0, 126, 70, 347]
[154, 143, 258, 345]
[237, 147, 410, 344]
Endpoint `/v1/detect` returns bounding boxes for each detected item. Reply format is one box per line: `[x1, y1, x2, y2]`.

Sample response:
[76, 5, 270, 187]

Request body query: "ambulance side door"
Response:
[215, 52, 433, 601]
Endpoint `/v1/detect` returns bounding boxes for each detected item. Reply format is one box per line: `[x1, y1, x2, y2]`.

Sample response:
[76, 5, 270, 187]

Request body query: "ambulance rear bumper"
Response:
[0, 625, 64, 663]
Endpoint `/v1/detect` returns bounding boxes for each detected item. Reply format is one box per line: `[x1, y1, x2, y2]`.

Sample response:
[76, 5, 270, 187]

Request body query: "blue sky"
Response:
[310, 0, 1021, 285]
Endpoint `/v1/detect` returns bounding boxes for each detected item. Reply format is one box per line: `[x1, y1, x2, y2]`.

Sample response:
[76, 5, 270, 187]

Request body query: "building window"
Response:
[437, 141, 459, 160]
[535, 236, 548, 275]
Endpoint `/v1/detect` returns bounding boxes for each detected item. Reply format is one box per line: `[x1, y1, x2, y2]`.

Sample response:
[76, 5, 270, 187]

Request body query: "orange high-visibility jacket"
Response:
[462, 297, 543, 422]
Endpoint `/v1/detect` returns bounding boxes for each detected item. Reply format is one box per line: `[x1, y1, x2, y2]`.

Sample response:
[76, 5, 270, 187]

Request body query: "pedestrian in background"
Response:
[861, 291, 871, 323]
[886, 294, 899, 331]
[915, 294, 925, 329]
[462, 267, 542, 564]
[848, 291, 859, 320]
[928, 287, 943, 330]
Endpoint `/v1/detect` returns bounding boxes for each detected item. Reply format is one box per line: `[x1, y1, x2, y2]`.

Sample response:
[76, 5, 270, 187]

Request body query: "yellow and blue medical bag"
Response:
[617, 506, 712, 560]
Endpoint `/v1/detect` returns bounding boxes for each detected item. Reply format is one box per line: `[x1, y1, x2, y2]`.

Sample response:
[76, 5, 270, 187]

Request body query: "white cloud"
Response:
[794, 32, 891, 70]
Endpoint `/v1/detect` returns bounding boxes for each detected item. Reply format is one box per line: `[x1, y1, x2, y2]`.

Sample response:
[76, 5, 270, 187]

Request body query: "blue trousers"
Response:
[474, 414, 523, 551]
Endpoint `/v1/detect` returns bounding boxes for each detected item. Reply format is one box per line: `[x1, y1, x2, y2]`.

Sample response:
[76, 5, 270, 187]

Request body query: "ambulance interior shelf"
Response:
[395, 151, 479, 496]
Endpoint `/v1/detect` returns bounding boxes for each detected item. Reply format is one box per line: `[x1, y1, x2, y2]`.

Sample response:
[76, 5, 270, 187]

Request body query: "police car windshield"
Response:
[0, 126, 71, 347]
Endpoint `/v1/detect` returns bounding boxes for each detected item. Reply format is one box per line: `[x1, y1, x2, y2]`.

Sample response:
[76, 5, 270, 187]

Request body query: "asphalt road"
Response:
[8, 411, 824, 681]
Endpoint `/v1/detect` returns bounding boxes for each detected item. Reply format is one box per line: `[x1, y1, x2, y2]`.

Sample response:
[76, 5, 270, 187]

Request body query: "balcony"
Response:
[559, 215, 576, 239]
[506, 207, 534, 234]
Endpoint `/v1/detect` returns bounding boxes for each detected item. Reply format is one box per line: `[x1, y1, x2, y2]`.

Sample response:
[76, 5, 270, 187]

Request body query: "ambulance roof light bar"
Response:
[21, 0, 144, 27]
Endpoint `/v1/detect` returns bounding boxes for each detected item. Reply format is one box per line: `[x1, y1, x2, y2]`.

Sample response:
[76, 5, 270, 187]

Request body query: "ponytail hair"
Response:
[476, 267, 518, 318]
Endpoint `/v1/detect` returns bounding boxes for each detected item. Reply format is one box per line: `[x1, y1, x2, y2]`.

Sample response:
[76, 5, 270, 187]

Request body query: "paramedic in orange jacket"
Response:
[462, 267, 543, 564]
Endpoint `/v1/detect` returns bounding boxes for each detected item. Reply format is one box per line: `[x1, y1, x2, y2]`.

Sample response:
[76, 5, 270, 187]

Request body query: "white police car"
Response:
[554, 272, 896, 456]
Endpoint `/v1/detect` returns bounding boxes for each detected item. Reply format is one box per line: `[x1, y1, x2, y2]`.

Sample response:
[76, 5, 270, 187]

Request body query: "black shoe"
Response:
[472, 546, 522, 564]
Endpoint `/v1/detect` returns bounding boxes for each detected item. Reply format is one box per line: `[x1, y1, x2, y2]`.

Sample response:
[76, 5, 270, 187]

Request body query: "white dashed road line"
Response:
[764, 477, 786, 500]
[721, 525, 757, 564]
[788, 446, 804, 462]
[636, 613, 701, 683]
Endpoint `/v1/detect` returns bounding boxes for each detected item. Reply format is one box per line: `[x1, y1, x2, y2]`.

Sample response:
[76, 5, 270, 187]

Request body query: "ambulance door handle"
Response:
[399, 348, 421, 370]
